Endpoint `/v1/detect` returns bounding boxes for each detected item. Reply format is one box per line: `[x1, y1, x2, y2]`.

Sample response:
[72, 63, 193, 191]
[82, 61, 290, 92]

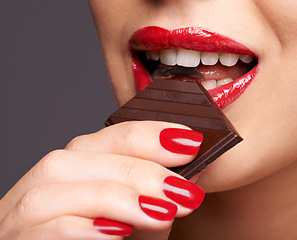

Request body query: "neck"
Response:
[171, 160, 297, 239]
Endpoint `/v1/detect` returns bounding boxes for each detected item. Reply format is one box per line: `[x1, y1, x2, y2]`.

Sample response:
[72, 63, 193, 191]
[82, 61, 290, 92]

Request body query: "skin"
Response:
[89, 0, 297, 192]
[89, 0, 297, 238]
[0, 0, 297, 239]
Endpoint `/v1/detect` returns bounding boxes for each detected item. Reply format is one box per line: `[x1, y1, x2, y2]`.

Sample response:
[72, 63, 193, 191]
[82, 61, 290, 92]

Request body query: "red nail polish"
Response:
[159, 128, 203, 155]
[93, 218, 133, 236]
[163, 176, 205, 209]
[139, 195, 177, 221]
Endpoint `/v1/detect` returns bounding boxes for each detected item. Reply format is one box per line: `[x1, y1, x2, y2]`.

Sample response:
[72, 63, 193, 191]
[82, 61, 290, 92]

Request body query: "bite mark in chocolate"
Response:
[105, 79, 242, 179]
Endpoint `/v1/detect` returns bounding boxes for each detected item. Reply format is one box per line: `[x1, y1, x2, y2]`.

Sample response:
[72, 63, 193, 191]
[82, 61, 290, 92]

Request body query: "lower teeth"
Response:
[201, 78, 233, 90]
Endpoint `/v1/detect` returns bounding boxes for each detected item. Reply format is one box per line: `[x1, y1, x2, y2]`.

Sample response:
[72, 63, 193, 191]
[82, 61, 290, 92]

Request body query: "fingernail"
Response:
[139, 195, 177, 221]
[159, 128, 203, 155]
[163, 176, 205, 209]
[93, 218, 133, 236]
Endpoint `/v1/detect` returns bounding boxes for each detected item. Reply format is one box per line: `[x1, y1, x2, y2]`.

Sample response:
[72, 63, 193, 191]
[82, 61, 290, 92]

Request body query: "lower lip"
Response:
[132, 55, 258, 109]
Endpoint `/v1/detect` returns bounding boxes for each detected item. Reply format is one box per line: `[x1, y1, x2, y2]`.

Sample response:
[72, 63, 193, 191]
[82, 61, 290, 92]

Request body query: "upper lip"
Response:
[129, 26, 256, 56]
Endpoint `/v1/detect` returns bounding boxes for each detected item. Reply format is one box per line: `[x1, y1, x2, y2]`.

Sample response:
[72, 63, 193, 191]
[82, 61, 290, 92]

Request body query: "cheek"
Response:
[195, 0, 297, 192]
[255, 0, 297, 46]
[89, 0, 140, 105]
[89, 0, 151, 39]
[88, 1, 130, 37]
[197, 50, 297, 193]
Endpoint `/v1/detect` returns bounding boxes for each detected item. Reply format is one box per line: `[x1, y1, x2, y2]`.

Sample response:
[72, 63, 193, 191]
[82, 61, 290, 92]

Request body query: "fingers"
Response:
[2, 149, 204, 223]
[13, 216, 124, 240]
[66, 121, 203, 167]
[31, 151, 204, 214]
[2, 182, 176, 239]
[33, 150, 171, 196]
[0, 121, 205, 239]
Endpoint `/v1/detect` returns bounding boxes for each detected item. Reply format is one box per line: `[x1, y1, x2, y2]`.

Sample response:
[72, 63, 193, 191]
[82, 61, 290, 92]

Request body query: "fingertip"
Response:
[159, 128, 203, 156]
[93, 218, 133, 237]
[162, 176, 205, 210]
[138, 195, 177, 221]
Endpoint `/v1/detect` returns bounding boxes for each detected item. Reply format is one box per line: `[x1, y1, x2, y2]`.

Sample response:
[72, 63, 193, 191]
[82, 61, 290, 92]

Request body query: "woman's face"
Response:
[89, 0, 297, 192]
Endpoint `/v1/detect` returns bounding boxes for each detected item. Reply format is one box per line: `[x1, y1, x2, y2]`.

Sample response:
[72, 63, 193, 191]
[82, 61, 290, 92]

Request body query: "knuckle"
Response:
[16, 188, 41, 219]
[121, 159, 139, 186]
[0, 189, 40, 239]
[135, 163, 169, 194]
[65, 135, 87, 150]
[97, 183, 113, 200]
[52, 217, 70, 239]
[34, 149, 66, 179]
[120, 158, 162, 188]
[119, 122, 139, 151]
[96, 181, 127, 205]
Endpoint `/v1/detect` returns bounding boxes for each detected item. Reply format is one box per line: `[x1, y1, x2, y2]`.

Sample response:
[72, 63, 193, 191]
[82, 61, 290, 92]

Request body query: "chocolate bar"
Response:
[105, 79, 242, 179]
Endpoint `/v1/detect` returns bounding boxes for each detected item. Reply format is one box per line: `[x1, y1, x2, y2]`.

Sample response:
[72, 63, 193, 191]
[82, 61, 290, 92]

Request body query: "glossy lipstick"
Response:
[130, 26, 258, 109]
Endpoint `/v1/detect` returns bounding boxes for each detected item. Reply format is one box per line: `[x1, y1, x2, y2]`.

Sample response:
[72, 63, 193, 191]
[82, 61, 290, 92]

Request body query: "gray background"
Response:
[0, 1, 117, 197]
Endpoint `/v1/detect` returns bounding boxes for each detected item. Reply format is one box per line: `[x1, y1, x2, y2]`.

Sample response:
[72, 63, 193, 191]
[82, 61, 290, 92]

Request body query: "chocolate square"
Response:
[105, 79, 242, 179]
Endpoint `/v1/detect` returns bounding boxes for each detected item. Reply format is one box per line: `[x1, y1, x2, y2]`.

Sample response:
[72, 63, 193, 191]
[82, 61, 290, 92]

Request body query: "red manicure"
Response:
[163, 176, 205, 209]
[139, 195, 177, 221]
[159, 128, 203, 155]
[93, 218, 133, 236]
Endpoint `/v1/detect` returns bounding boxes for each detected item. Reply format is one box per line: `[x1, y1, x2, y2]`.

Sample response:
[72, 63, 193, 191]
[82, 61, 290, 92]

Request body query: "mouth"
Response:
[130, 26, 258, 109]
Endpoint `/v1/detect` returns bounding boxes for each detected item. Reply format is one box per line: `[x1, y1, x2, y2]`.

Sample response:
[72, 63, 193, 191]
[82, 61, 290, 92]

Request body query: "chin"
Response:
[194, 150, 256, 193]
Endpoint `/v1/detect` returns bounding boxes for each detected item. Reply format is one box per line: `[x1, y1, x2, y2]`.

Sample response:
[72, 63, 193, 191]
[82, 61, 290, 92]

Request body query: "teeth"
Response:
[160, 49, 177, 66]
[149, 49, 255, 67]
[146, 49, 253, 90]
[201, 80, 217, 90]
[176, 48, 200, 67]
[201, 78, 234, 90]
[217, 78, 233, 86]
[219, 53, 239, 67]
[201, 52, 219, 66]
[146, 51, 152, 59]
[239, 54, 254, 64]
[151, 51, 160, 61]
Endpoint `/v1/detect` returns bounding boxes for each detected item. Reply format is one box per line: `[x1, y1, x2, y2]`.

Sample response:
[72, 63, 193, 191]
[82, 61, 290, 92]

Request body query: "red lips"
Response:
[130, 26, 254, 54]
[130, 26, 258, 109]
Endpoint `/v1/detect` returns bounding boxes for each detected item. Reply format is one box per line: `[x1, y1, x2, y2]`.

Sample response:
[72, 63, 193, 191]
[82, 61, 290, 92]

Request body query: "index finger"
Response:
[66, 121, 203, 168]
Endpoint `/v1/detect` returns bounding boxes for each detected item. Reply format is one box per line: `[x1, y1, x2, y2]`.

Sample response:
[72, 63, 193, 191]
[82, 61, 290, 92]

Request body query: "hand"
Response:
[0, 121, 205, 240]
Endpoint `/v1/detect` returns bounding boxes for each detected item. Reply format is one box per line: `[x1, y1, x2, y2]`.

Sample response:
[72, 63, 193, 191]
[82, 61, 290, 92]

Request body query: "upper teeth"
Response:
[146, 48, 254, 67]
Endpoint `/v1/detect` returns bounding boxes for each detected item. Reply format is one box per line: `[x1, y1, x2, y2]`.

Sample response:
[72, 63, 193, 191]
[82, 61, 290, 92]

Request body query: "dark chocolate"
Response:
[105, 79, 242, 179]
[152, 64, 205, 81]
